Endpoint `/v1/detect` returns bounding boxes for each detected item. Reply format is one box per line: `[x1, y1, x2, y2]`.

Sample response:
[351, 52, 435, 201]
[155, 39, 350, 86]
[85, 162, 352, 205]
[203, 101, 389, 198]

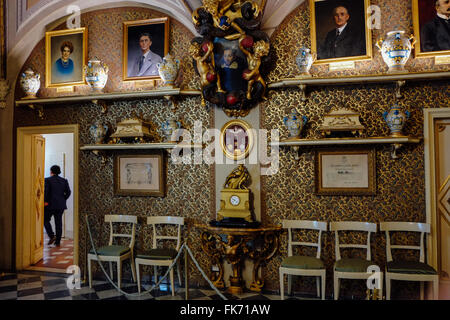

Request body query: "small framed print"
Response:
[123, 17, 169, 81]
[310, 0, 373, 65]
[220, 119, 254, 161]
[412, 0, 450, 58]
[315, 149, 376, 195]
[45, 28, 87, 88]
[114, 153, 165, 197]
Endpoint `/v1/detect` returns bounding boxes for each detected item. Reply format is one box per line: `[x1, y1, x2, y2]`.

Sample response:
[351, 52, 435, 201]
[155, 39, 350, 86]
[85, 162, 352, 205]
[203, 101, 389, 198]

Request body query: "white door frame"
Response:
[16, 124, 79, 271]
[424, 108, 450, 271]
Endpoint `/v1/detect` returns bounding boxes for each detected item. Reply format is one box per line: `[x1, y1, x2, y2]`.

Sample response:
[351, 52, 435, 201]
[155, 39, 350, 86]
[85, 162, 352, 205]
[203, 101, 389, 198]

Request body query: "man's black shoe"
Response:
[47, 236, 56, 245]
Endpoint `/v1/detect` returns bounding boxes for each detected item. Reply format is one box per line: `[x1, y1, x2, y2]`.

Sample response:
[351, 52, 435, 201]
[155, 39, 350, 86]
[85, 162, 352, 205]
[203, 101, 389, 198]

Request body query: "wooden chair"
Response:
[135, 216, 184, 296]
[279, 220, 327, 300]
[330, 221, 382, 300]
[87, 215, 137, 290]
[380, 222, 438, 300]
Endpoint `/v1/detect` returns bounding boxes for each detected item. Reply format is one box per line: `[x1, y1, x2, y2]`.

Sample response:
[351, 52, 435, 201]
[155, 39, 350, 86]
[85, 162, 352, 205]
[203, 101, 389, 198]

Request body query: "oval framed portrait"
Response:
[220, 119, 254, 161]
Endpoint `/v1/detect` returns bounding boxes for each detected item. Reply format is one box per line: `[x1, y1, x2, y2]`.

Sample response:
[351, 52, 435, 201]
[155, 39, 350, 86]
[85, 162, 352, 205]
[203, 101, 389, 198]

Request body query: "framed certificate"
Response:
[315, 149, 376, 195]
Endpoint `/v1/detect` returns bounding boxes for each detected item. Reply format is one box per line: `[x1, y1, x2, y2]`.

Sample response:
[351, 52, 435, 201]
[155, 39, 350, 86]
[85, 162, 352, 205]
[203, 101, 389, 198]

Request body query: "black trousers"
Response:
[44, 208, 64, 244]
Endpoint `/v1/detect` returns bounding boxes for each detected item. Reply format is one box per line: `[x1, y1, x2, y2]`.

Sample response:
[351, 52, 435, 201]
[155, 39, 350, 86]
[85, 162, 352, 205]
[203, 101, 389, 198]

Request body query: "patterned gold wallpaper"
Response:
[261, 0, 449, 298]
[13, 2, 449, 299]
[14, 7, 211, 285]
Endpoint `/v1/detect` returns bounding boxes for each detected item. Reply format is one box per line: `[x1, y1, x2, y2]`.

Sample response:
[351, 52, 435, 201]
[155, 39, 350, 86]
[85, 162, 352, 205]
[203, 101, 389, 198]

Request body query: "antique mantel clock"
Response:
[190, 0, 271, 117]
[216, 164, 254, 224]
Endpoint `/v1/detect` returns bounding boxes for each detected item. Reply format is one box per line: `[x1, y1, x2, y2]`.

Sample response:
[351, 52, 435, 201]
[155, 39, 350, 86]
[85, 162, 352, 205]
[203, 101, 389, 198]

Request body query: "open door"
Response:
[30, 135, 45, 265]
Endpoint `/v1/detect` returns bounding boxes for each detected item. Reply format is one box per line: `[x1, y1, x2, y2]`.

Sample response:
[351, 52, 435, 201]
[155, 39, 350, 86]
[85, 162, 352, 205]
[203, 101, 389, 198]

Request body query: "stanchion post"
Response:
[185, 246, 189, 300]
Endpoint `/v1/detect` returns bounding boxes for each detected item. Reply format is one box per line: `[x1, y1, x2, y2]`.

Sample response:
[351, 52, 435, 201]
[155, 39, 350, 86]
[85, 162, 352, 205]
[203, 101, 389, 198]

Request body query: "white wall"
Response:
[42, 133, 74, 239]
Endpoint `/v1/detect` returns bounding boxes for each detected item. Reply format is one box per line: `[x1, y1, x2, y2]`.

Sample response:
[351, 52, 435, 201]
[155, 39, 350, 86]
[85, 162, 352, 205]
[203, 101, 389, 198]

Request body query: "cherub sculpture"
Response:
[224, 164, 250, 190]
[239, 36, 270, 100]
[189, 41, 224, 106]
[200, 0, 258, 40]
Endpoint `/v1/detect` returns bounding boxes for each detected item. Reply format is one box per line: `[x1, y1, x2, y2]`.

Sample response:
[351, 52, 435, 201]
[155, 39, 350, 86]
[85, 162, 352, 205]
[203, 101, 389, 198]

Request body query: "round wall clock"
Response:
[220, 119, 254, 161]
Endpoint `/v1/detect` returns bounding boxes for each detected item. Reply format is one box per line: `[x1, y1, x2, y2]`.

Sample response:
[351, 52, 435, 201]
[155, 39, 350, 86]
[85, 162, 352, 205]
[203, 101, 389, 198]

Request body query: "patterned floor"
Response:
[31, 236, 74, 270]
[0, 271, 311, 301]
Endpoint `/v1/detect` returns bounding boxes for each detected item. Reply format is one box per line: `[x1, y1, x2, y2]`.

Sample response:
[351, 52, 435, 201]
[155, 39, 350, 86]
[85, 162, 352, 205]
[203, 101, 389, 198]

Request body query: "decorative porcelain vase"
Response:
[383, 104, 410, 137]
[0, 79, 10, 109]
[157, 54, 180, 88]
[85, 58, 109, 92]
[89, 122, 109, 144]
[161, 118, 181, 142]
[283, 109, 308, 138]
[20, 68, 40, 99]
[376, 31, 416, 73]
[295, 47, 316, 76]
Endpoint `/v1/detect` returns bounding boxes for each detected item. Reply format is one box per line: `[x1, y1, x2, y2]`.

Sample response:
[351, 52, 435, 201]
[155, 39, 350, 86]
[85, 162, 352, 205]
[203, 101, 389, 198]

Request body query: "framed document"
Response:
[114, 153, 165, 197]
[315, 149, 376, 195]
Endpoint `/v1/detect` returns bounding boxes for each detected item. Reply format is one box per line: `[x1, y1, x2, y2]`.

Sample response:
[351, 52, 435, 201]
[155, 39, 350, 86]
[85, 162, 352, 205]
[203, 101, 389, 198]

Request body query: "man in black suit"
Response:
[44, 165, 71, 247]
[421, 0, 450, 52]
[318, 5, 366, 59]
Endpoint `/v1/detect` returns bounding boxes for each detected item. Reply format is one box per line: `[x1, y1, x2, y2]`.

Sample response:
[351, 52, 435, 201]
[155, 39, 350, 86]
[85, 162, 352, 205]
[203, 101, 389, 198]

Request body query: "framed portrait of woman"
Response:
[413, 0, 450, 58]
[123, 17, 169, 81]
[45, 28, 87, 88]
[310, 0, 372, 65]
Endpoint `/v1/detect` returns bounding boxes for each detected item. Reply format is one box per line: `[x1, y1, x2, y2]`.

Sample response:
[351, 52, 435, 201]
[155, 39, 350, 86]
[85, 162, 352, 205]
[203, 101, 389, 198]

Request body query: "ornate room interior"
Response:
[0, 0, 449, 301]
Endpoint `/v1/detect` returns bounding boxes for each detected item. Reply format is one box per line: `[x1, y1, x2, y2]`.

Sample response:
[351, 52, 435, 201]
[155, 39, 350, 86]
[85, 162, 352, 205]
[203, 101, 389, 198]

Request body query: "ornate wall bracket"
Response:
[91, 100, 108, 114]
[190, 0, 271, 117]
[28, 104, 44, 119]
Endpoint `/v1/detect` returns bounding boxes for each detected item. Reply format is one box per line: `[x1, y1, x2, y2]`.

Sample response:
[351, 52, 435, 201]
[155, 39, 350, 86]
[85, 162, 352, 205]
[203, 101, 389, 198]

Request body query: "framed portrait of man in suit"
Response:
[45, 28, 87, 88]
[123, 18, 169, 81]
[413, 0, 450, 58]
[310, 0, 372, 65]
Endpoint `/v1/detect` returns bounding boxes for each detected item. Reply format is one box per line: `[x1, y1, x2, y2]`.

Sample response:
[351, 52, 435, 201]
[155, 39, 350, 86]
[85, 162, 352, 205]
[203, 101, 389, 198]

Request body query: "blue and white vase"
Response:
[90, 122, 109, 144]
[157, 54, 180, 88]
[161, 118, 181, 142]
[84, 58, 109, 92]
[20, 69, 40, 99]
[376, 31, 416, 73]
[295, 47, 316, 76]
[383, 104, 410, 137]
[283, 109, 308, 139]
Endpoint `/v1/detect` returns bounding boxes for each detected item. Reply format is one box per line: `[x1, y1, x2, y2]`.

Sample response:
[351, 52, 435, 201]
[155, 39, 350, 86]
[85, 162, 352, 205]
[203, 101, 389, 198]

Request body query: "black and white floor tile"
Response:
[0, 271, 321, 301]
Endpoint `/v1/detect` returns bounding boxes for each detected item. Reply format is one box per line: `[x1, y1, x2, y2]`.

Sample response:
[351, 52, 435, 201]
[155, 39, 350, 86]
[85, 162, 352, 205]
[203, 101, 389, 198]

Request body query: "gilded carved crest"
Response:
[191, 0, 271, 117]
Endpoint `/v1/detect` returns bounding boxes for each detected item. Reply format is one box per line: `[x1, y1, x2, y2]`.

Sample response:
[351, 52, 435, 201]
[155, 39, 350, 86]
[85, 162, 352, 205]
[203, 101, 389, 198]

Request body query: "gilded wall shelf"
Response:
[80, 142, 202, 151]
[268, 71, 450, 102]
[15, 88, 201, 119]
[271, 136, 421, 159]
[80, 142, 203, 165]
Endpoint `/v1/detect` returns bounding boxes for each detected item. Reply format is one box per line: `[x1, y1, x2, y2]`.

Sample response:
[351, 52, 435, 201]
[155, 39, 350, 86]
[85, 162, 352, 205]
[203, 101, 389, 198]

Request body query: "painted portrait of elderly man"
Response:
[310, 0, 372, 64]
[414, 0, 450, 57]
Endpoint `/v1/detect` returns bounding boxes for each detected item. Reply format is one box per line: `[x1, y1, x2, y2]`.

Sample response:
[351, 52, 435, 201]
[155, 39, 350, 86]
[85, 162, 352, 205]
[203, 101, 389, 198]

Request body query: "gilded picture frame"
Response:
[123, 17, 169, 82]
[220, 119, 254, 161]
[310, 0, 373, 65]
[315, 149, 376, 195]
[45, 28, 88, 88]
[412, 0, 450, 58]
[114, 153, 165, 197]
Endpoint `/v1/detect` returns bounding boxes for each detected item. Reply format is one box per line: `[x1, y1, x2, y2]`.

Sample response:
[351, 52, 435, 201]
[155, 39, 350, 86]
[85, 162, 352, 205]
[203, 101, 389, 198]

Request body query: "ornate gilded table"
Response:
[195, 223, 281, 294]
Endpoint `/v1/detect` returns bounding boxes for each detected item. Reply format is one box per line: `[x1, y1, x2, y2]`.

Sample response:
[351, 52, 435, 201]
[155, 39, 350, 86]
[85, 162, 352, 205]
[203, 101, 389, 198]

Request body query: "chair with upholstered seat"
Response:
[380, 222, 438, 300]
[135, 216, 184, 296]
[279, 220, 327, 300]
[330, 221, 382, 300]
[87, 215, 137, 290]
